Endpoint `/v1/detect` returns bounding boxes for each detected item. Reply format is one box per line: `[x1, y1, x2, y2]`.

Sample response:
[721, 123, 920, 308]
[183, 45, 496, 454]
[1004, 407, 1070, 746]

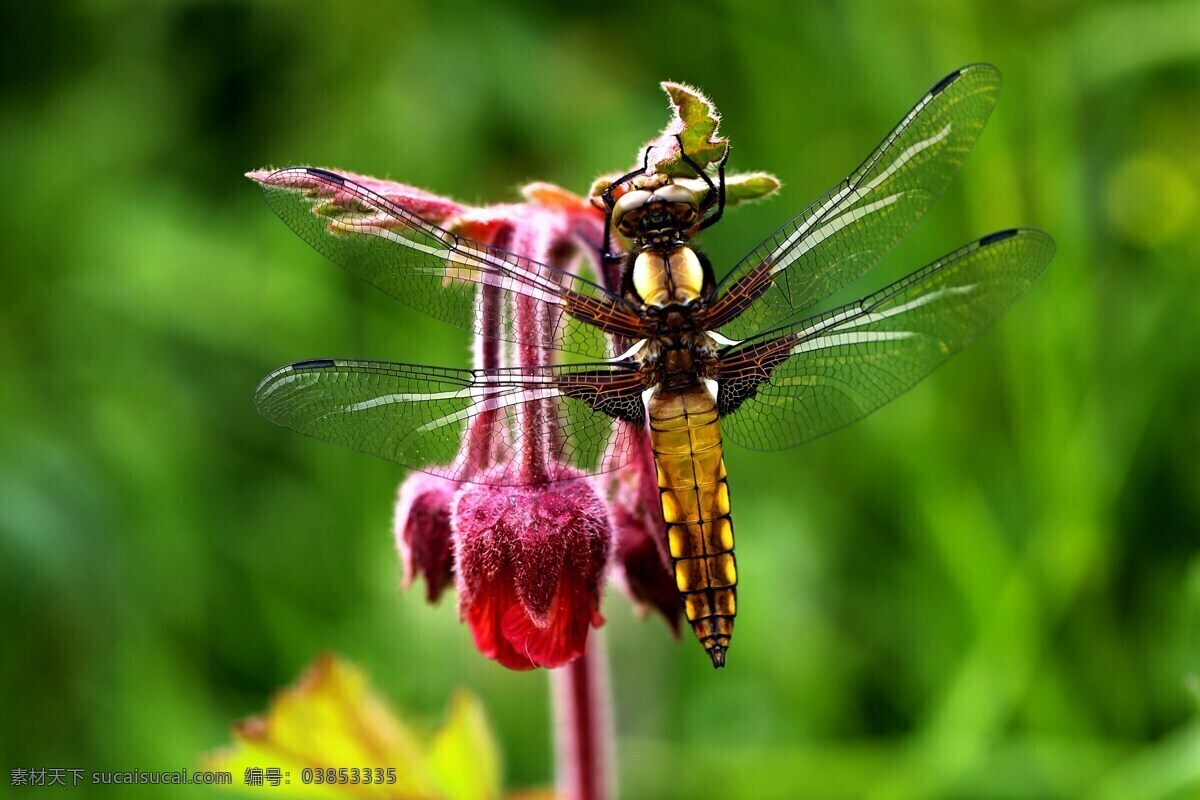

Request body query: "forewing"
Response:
[254, 359, 650, 486]
[715, 229, 1054, 450]
[257, 168, 648, 357]
[706, 64, 1002, 338]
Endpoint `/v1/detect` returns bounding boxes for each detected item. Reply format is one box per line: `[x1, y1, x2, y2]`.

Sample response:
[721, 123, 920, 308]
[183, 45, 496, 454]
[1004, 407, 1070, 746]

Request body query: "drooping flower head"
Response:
[453, 476, 610, 670]
[375, 189, 618, 669]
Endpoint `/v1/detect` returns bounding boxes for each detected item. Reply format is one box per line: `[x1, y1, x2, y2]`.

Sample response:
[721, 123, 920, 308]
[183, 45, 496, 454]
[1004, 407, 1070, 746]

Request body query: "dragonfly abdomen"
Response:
[647, 385, 737, 668]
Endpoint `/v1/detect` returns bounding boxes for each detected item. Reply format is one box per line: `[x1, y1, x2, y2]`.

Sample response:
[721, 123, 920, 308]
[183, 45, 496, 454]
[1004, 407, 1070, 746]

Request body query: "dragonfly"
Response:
[253, 63, 1054, 668]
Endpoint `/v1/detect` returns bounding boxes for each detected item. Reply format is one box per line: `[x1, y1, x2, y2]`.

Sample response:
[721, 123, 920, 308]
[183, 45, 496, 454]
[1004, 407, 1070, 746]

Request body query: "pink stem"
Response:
[552, 632, 612, 800]
[476, 283, 503, 372]
[462, 283, 503, 477]
[506, 227, 612, 796]
[515, 291, 549, 484]
[462, 229, 509, 478]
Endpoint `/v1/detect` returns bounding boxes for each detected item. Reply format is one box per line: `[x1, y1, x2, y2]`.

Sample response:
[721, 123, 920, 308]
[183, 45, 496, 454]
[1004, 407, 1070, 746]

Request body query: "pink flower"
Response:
[452, 477, 610, 670]
[245, 168, 467, 225]
[383, 183, 614, 670]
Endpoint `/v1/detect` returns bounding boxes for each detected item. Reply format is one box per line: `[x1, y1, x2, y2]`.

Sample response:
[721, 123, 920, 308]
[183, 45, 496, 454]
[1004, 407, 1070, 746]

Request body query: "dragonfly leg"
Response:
[674, 135, 729, 233]
[600, 146, 653, 264]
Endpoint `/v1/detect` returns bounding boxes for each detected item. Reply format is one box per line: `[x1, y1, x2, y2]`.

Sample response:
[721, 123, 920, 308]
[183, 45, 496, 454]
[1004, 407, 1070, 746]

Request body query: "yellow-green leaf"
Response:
[659, 81, 727, 174]
[723, 172, 782, 203]
[588, 85, 780, 210]
[659, 173, 782, 207]
[204, 655, 507, 800]
[427, 692, 502, 800]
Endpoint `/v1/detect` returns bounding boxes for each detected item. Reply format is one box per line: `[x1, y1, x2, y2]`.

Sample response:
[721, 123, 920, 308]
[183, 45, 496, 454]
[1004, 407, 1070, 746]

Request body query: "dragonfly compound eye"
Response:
[653, 183, 701, 208]
[613, 189, 652, 232]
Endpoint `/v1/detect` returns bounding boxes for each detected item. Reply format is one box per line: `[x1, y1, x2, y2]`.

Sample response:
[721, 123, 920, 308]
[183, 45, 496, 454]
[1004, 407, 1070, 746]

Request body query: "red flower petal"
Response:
[501, 582, 602, 670]
[465, 573, 538, 671]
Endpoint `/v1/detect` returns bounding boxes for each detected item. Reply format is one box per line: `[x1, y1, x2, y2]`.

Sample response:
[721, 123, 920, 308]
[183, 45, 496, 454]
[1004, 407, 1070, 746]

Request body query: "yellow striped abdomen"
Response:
[647, 384, 737, 668]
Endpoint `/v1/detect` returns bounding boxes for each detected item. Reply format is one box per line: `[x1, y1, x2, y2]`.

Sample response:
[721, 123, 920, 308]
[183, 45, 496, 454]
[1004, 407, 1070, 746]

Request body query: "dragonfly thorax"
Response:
[629, 331, 721, 389]
[628, 245, 707, 307]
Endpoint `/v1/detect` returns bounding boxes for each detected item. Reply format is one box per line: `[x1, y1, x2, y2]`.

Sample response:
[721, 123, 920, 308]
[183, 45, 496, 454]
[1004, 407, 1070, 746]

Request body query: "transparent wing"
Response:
[254, 358, 651, 486]
[257, 168, 649, 358]
[715, 229, 1054, 450]
[705, 64, 1003, 339]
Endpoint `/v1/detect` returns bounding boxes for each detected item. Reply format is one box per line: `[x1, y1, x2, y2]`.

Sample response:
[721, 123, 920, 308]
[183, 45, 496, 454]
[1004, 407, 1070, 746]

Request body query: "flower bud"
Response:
[452, 476, 611, 670]
[393, 472, 459, 603]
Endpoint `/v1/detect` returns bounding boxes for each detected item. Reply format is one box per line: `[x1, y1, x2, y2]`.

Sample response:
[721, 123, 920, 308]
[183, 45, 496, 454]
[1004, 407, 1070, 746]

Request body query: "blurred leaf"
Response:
[428, 692, 502, 800]
[204, 655, 509, 800]
[1186, 673, 1200, 712]
[1104, 151, 1197, 247]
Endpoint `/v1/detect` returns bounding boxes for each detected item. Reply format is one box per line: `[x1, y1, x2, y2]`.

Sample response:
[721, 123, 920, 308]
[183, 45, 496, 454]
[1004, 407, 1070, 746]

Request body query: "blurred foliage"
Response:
[205, 654, 505, 800]
[1, 1, 1198, 799]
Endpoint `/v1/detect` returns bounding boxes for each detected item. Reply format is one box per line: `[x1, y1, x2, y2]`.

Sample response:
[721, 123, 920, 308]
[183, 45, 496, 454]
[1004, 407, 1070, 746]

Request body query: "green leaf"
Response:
[724, 172, 782, 203]
[658, 82, 727, 175]
[588, 84, 780, 208]
[663, 173, 782, 207]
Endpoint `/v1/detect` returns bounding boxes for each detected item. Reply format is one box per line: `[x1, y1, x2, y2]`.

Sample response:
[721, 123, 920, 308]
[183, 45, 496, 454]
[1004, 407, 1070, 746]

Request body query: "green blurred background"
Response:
[2, 1, 1198, 798]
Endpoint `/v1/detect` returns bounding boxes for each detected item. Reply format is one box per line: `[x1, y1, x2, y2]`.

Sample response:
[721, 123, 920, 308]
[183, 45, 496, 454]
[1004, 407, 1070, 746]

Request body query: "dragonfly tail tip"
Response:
[708, 645, 727, 669]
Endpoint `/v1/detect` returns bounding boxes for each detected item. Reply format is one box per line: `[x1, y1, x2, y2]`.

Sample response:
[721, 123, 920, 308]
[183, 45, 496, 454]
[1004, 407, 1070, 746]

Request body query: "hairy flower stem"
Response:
[516, 291, 549, 485]
[552, 632, 613, 800]
[463, 225, 510, 478]
[541, 241, 614, 799]
[462, 282, 504, 477]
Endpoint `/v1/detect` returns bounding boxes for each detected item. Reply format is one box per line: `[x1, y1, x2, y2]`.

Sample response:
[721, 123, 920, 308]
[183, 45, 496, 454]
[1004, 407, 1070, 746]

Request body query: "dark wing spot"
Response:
[930, 68, 963, 96]
[304, 167, 345, 184]
[979, 228, 1019, 246]
[292, 359, 337, 371]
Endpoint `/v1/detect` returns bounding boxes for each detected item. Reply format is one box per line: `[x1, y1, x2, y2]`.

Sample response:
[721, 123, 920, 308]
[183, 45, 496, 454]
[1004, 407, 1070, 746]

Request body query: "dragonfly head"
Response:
[613, 176, 703, 247]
